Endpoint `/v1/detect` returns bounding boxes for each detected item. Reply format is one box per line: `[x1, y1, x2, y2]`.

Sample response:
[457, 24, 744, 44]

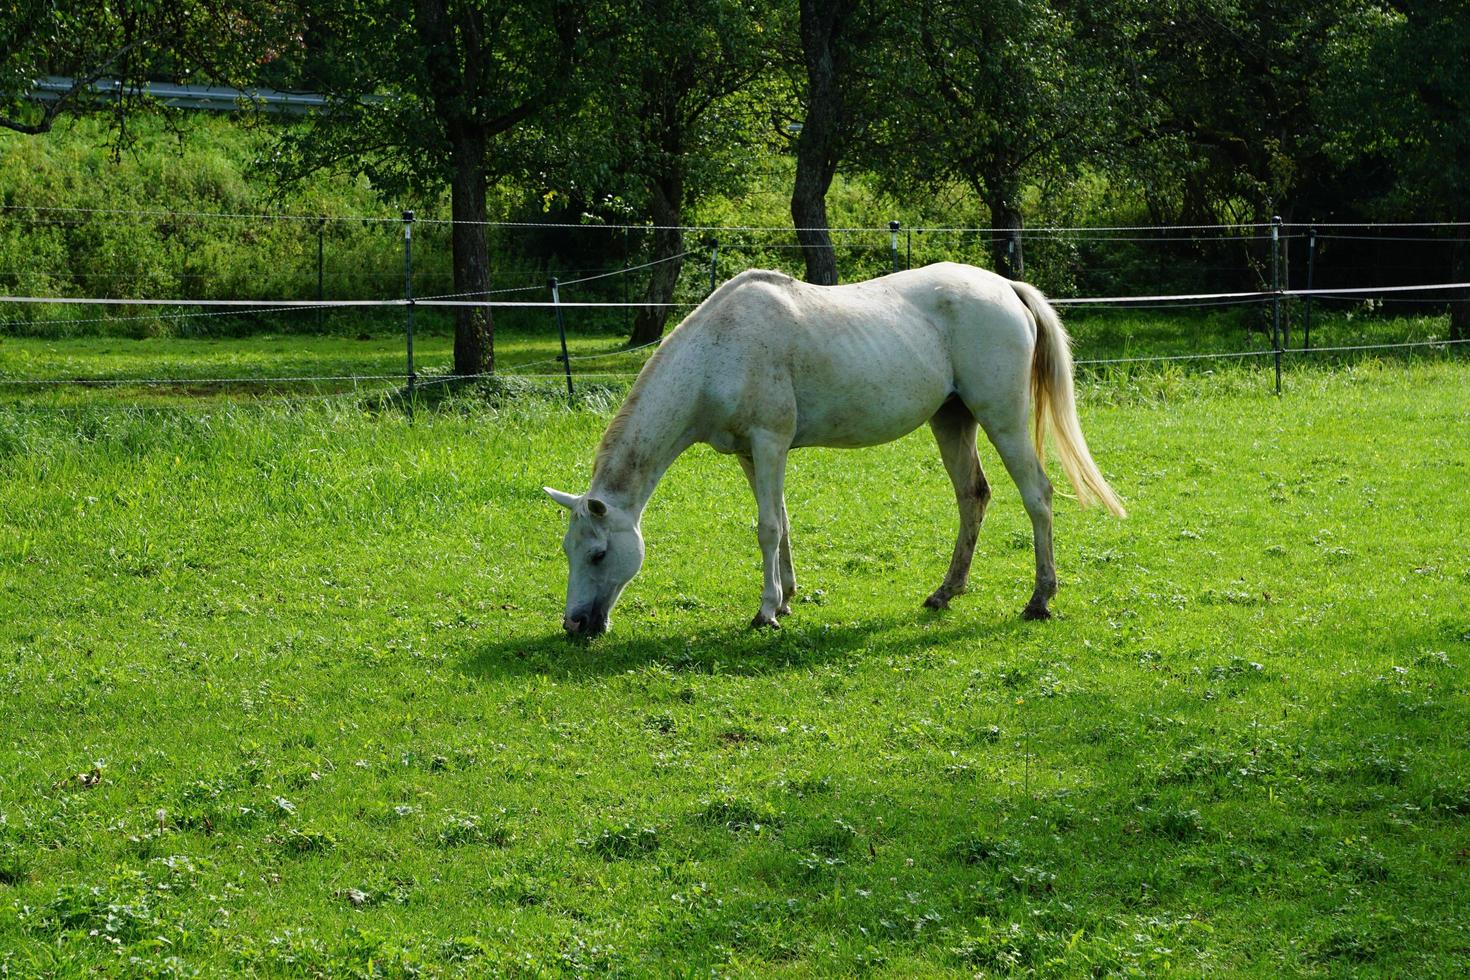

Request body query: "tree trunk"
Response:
[449, 132, 493, 376]
[983, 181, 1024, 280]
[630, 173, 685, 347]
[792, 150, 839, 285]
[792, 0, 849, 286]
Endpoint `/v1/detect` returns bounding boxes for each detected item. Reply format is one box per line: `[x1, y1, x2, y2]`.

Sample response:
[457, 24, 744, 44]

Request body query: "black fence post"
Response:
[316, 216, 326, 331]
[403, 210, 416, 417]
[708, 237, 720, 295]
[1304, 226, 1317, 351]
[550, 276, 574, 405]
[1271, 215, 1283, 395]
[889, 220, 901, 274]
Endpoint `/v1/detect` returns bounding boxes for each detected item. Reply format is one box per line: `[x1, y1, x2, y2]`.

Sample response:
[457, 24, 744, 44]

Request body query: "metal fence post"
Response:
[1304, 226, 1317, 351]
[1271, 215, 1282, 395]
[889, 220, 901, 274]
[403, 210, 416, 417]
[316, 216, 326, 331]
[708, 237, 720, 295]
[550, 276, 574, 404]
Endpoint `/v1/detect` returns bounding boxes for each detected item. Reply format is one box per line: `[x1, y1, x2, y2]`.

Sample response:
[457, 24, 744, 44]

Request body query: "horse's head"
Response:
[544, 487, 644, 638]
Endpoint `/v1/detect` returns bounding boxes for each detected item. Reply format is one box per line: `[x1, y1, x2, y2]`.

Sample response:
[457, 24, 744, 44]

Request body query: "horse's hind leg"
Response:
[980, 420, 1057, 620]
[924, 397, 991, 610]
[739, 454, 796, 617]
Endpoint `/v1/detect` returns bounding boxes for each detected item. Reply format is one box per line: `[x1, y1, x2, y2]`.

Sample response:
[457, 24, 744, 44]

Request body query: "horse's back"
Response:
[675, 263, 1036, 449]
[704, 263, 1032, 350]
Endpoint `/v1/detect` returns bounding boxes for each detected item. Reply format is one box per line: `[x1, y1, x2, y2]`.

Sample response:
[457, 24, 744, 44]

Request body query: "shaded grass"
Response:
[0, 360, 1467, 975]
[0, 323, 639, 406]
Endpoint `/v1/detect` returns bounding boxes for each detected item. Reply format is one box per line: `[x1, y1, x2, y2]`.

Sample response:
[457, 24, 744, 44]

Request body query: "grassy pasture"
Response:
[0, 306, 1458, 408]
[1, 356, 1468, 976]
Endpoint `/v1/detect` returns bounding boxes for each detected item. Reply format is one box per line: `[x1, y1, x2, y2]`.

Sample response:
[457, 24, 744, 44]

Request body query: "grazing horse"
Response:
[545, 262, 1124, 636]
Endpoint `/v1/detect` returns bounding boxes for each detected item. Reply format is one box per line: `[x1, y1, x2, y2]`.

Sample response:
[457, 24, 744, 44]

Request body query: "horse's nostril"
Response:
[565, 613, 587, 634]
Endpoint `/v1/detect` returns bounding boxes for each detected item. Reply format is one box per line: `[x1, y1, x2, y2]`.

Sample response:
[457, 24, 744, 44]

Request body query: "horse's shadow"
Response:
[457, 607, 1038, 682]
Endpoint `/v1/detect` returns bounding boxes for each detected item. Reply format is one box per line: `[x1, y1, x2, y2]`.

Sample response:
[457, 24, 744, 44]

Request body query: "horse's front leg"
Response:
[744, 434, 791, 629]
[739, 454, 796, 618]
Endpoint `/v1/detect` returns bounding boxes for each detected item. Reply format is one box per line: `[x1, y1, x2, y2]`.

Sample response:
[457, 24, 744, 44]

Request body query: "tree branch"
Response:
[0, 35, 157, 136]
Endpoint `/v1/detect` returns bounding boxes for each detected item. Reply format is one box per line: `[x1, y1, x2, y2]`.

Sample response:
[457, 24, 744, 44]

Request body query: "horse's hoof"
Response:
[776, 604, 792, 617]
[1021, 604, 1052, 621]
[923, 593, 950, 610]
[750, 613, 780, 630]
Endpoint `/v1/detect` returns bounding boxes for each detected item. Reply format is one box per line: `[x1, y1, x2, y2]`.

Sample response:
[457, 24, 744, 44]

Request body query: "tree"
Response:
[1, 0, 284, 144]
[787, 0, 888, 284]
[1123, 0, 1382, 229]
[878, 0, 1127, 278]
[274, 0, 589, 375]
[1336, 0, 1470, 339]
[607, 0, 774, 346]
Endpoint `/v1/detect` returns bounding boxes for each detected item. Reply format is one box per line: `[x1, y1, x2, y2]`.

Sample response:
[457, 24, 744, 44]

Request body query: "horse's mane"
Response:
[592, 270, 792, 479]
[592, 340, 669, 476]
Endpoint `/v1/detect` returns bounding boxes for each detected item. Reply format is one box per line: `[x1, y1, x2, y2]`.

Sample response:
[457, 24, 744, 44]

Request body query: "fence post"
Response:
[708, 237, 720, 294]
[889, 220, 901, 274]
[906, 228, 912, 271]
[316, 217, 326, 331]
[1271, 215, 1282, 395]
[402, 210, 416, 417]
[622, 227, 631, 336]
[550, 276, 574, 405]
[1304, 226, 1317, 351]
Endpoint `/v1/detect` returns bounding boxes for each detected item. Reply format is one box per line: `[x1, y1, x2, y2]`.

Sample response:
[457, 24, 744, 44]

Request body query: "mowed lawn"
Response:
[1, 359, 1467, 976]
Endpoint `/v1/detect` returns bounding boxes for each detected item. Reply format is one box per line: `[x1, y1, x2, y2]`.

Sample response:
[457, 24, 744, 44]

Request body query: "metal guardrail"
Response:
[27, 76, 371, 116]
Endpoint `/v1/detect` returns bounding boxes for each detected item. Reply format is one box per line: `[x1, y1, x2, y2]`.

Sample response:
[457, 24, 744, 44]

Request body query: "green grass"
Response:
[0, 324, 648, 406]
[1, 358, 1468, 975]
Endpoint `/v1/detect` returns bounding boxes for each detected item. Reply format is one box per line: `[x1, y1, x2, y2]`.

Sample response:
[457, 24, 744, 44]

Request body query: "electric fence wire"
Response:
[1314, 233, 1470, 243]
[6, 205, 1290, 234]
[554, 249, 697, 287]
[5, 334, 1463, 390]
[2, 273, 1465, 390]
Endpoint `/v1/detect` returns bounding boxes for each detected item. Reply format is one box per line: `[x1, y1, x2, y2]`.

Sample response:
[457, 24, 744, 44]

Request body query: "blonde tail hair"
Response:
[1012, 280, 1126, 517]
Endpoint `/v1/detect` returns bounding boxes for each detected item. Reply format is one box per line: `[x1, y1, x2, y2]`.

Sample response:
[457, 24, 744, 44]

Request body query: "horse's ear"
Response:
[544, 487, 579, 510]
[586, 497, 608, 517]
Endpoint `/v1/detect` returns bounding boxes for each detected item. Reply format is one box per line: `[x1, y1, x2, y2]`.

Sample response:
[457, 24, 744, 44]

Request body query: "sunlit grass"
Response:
[0, 358, 1466, 974]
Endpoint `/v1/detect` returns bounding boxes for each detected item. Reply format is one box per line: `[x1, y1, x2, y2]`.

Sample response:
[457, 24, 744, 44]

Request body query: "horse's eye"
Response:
[589, 550, 607, 565]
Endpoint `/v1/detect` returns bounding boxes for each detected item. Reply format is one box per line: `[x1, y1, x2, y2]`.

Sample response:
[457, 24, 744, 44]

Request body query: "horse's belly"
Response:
[790, 371, 951, 448]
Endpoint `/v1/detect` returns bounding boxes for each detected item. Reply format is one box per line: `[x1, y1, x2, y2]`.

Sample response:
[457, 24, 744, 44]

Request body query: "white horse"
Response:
[545, 262, 1124, 636]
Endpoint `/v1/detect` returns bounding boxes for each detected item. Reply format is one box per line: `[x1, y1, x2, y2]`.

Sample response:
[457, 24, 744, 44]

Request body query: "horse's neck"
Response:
[589, 363, 697, 518]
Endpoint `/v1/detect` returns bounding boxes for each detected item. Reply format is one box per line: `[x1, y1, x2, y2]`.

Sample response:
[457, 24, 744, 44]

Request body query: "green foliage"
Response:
[0, 115, 453, 337]
[875, 0, 1128, 225]
[268, 0, 591, 199]
[1331, 0, 1470, 219]
[0, 0, 282, 140]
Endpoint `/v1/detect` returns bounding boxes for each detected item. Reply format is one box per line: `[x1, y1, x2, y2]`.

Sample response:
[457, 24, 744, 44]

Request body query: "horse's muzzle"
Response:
[563, 608, 607, 638]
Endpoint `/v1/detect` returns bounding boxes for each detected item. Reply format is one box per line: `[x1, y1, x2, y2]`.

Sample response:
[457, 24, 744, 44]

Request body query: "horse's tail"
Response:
[1012, 280, 1126, 518]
